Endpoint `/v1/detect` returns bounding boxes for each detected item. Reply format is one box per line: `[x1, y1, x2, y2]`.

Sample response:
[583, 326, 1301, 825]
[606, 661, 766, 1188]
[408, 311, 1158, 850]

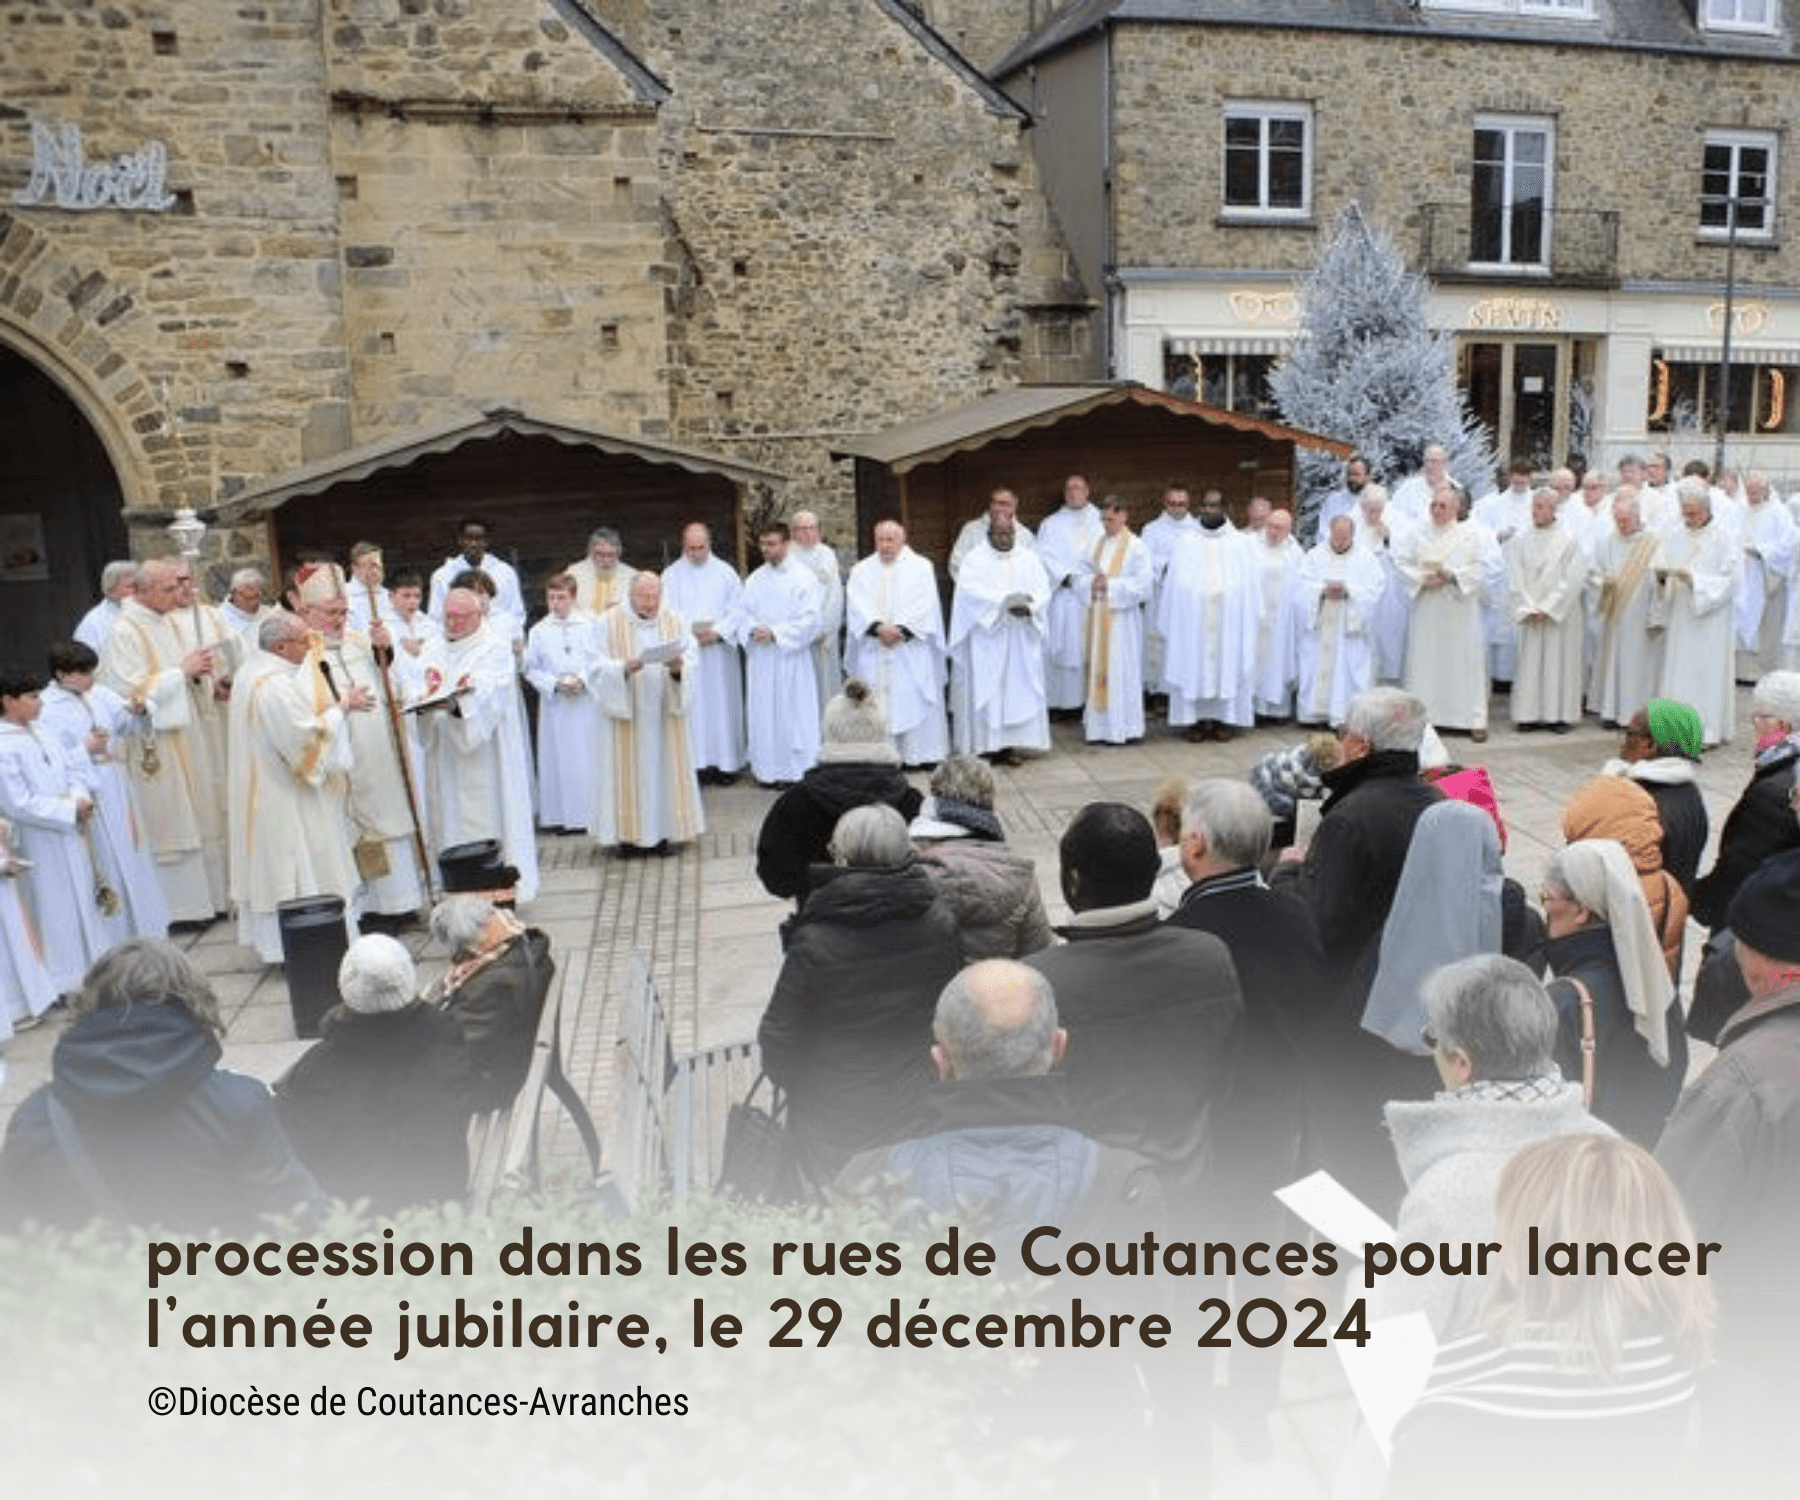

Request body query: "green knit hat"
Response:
[1645, 697, 1705, 761]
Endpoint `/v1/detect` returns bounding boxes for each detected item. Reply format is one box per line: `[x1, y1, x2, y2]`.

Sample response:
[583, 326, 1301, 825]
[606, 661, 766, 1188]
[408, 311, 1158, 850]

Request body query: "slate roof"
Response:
[993, 0, 1797, 77]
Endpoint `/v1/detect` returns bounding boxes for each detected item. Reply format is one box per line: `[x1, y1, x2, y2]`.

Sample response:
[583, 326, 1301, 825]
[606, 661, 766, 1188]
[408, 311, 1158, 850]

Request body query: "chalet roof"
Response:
[208, 407, 784, 526]
[832, 382, 1350, 474]
[993, 0, 1797, 77]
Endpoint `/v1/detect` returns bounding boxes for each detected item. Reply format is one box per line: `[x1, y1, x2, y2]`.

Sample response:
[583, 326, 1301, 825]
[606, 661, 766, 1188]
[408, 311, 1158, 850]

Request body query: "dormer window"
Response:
[1699, 0, 1777, 32]
[1419, 0, 1595, 16]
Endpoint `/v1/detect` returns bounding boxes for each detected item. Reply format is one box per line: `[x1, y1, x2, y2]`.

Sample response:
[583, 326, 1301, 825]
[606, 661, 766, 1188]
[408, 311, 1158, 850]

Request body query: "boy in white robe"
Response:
[524, 574, 599, 832]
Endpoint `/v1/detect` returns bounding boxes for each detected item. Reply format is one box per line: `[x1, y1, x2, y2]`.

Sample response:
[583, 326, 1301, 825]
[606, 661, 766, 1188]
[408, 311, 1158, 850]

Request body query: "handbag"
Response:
[1565, 975, 1597, 1109]
[716, 1071, 802, 1204]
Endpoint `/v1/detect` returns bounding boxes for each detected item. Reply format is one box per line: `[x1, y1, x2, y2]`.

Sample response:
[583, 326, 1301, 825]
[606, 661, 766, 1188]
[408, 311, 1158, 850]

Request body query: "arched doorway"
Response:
[0, 346, 129, 665]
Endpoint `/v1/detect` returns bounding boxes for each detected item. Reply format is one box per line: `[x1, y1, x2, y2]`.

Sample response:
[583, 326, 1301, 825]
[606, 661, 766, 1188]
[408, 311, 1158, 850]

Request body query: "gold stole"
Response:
[1084, 531, 1133, 714]
[588, 569, 627, 617]
[605, 607, 700, 845]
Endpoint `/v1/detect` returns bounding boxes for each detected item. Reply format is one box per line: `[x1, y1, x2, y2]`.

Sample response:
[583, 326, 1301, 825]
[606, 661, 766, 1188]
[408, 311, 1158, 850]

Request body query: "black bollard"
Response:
[277, 894, 349, 1039]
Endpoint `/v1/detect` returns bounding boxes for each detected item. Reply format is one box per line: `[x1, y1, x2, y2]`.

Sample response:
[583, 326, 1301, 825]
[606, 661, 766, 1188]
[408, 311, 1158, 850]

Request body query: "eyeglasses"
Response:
[1421, 1028, 1439, 1051]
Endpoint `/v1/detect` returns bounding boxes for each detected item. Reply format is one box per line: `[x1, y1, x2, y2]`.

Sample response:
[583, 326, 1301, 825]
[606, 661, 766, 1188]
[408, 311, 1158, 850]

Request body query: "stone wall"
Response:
[1109, 25, 1800, 291]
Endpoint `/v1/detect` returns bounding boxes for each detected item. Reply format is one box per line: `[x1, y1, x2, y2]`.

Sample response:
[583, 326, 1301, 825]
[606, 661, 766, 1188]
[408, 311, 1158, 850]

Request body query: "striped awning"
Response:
[1164, 336, 1291, 357]
[1657, 345, 1800, 366]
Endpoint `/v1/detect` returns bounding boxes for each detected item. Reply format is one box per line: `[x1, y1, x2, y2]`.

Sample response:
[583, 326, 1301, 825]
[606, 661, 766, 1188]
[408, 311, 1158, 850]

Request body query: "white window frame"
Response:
[1698, 0, 1778, 35]
[1469, 114, 1555, 271]
[1700, 128, 1778, 241]
[1420, 0, 1594, 15]
[1220, 102, 1312, 222]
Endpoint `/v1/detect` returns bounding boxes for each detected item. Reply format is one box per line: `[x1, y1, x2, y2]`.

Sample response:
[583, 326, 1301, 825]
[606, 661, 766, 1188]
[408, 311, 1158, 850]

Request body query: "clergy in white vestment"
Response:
[72, 560, 138, 654]
[168, 555, 239, 895]
[1588, 492, 1665, 730]
[1250, 508, 1305, 719]
[226, 614, 363, 964]
[0, 815, 56, 1037]
[1505, 490, 1591, 731]
[1077, 499, 1154, 745]
[523, 575, 599, 832]
[587, 574, 706, 853]
[1474, 463, 1534, 686]
[730, 522, 823, 787]
[97, 558, 230, 923]
[948, 519, 1052, 762]
[410, 587, 541, 902]
[790, 510, 845, 722]
[844, 519, 949, 765]
[1651, 479, 1742, 748]
[563, 526, 638, 621]
[1735, 473, 1799, 682]
[1036, 475, 1106, 712]
[1157, 491, 1263, 741]
[299, 563, 431, 925]
[343, 545, 391, 637]
[1316, 453, 1375, 532]
[1396, 485, 1490, 738]
[41, 643, 168, 942]
[1387, 445, 1452, 525]
[661, 523, 747, 782]
[1569, 471, 1616, 555]
[948, 487, 1037, 581]
[1296, 518, 1387, 728]
[1141, 486, 1201, 692]
[217, 567, 276, 643]
[0, 674, 113, 994]
[1354, 487, 1415, 683]
[427, 517, 527, 642]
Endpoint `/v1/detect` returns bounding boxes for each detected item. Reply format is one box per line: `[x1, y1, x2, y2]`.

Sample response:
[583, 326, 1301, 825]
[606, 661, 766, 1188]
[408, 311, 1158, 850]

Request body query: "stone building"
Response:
[0, 0, 1091, 642]
[990, 0, 1800, 484]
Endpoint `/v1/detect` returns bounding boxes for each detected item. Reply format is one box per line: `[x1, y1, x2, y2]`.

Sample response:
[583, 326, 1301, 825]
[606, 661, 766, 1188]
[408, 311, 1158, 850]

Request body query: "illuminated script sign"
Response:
[1467, 296, 1561, 331]
[13, 121, 176, 212]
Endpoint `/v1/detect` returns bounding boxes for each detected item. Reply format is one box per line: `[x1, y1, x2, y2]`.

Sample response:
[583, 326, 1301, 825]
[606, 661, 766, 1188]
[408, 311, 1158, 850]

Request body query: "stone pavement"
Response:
[0, 688, 1763, 1496]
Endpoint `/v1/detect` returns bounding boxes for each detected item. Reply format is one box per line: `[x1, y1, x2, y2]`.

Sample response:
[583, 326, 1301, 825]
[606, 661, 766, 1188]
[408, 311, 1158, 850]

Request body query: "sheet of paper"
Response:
[1274, 1169, 1397, 1252]
[1336, 1311, 1438, 1462]
[638, 638, 684, 665]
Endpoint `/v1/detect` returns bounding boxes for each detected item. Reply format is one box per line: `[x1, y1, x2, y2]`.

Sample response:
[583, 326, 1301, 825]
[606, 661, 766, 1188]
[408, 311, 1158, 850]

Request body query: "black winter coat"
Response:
[442, 928, 554, 1112]
[1693, 742, 1800, 929]
[754, 760, 923, 903]
[0, 1004, 323, 1233]
[1545, 925, 1686, 1149]
[757, 859, 962, 1181]
[275, 1002, 478, 1213]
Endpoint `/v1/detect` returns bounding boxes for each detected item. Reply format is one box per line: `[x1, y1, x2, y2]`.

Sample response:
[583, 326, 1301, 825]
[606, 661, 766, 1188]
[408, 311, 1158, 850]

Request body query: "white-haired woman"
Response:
[274, 933, 477, 1212]
[758, 803, 962, 1186]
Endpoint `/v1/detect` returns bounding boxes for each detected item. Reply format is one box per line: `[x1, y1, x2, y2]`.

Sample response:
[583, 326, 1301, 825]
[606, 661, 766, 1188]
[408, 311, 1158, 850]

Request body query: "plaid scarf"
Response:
[1439, 1072, 1566, 1104]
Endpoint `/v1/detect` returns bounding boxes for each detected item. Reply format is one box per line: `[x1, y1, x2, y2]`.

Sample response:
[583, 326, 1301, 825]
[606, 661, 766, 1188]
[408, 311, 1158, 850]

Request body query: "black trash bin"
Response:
[278, 894, 349, 1039]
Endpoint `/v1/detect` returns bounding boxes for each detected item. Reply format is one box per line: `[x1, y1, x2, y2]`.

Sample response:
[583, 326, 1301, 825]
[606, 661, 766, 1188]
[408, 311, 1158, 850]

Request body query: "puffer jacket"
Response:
[1693, 739, 1800, 930]
[915, 834, 1053, 960]
[754, 760, 924, 903]
[757, 858, 962, 1181]
[0, 1003, 324, 1233]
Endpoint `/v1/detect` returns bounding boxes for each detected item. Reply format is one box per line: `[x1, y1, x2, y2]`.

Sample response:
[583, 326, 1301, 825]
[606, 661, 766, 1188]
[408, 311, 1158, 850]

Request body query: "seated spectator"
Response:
[1561, 775, 1688, 977]
[910, 753, 1052, 959]
[1606, 698, 1709, 896]
[275, 934, 477, 1213]
[1377, 954, 1610, 1337]
[1659, 850, 1800, 1400]
[1148, 777, 1191, 917]
[755, 678, 923, 905]
[0, 938, 323, 1232]
[1540, 841, 1686, 1147]
[427, 894, 553, 1112]
[1025, 802, 1243, 1200]
[759, 804, 962, 1185]
[1420, 762, 1546, 970]
[1692, 670, 1800, 930]
[1247, 730, 1340, 853]
[1387, 1135, 1734, 1500]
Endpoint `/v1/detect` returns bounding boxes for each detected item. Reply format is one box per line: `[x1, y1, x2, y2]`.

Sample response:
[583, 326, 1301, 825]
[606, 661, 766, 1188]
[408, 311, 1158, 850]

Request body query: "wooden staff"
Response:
[365, 576, 436, 904]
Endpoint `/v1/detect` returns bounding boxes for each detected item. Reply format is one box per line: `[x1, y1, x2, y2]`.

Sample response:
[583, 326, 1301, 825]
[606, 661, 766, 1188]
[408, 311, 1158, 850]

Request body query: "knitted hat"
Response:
[817, 678, 899, 766]
[1645, 697, 1705, 761]
[336, 933, 417, 1014]
[1751, 671, 1800, 728]
[1727, 849, 1800, 964]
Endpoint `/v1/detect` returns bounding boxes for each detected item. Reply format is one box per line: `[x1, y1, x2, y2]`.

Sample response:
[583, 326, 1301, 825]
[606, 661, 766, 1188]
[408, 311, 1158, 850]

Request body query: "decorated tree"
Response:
[1270, 202, 1496, 538]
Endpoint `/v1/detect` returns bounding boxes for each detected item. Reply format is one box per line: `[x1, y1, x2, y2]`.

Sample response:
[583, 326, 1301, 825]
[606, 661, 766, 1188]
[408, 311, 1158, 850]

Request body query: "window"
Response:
[1699, 0, 1777, 33]
[1648, 355, 1798, 435]
[1222, 104, 1310, 219]
[1701, 130, 1777, 239]
[1471, 117, 1552, 268]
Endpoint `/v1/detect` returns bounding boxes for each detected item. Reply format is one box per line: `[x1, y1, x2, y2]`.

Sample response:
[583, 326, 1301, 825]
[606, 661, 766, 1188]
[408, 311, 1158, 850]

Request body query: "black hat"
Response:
[1727, 849, 1800, 965]
[438, 840, 520, 899]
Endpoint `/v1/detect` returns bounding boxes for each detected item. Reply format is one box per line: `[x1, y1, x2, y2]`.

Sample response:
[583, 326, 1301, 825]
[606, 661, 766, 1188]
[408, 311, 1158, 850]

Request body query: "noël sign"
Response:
[13, 121, 176, 212]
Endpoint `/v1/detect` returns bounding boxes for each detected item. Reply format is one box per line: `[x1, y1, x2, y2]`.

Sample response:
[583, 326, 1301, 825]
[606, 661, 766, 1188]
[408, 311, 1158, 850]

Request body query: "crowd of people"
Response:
[3, 458, 1800, 1491]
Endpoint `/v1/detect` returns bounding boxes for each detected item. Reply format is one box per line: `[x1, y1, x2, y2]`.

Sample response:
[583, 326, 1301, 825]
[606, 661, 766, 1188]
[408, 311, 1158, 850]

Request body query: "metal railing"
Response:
[1417, 203, 1620, 286]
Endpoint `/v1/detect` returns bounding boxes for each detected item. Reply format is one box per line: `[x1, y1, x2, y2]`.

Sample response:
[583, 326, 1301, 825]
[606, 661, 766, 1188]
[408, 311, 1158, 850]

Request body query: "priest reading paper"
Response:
[587, 574, 706, 856]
